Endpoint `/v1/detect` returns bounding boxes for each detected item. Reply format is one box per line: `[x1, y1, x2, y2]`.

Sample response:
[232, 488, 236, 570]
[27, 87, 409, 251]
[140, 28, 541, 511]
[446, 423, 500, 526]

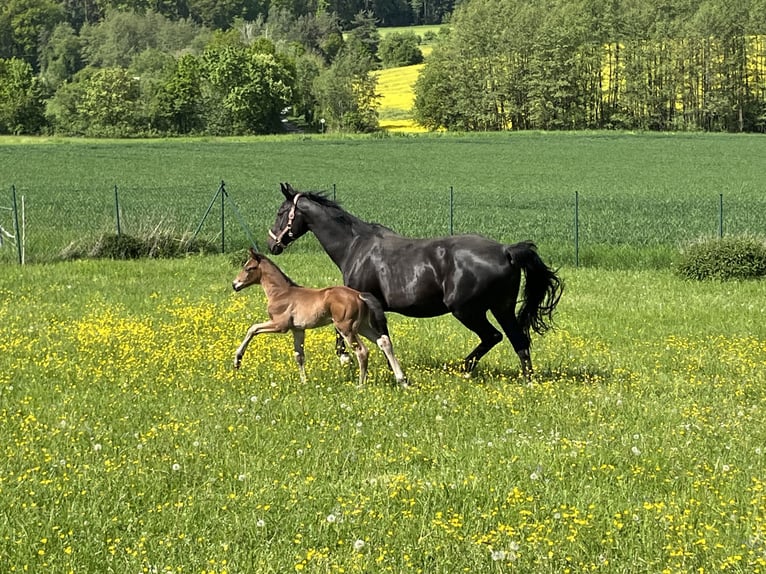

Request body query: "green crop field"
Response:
[1, 250, 765, 573]
[1, 132, 765, 267]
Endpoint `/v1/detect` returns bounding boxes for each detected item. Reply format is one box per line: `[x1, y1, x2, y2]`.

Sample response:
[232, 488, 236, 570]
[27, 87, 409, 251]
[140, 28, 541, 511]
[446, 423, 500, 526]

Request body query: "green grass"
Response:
[1, 254, 765, 573]
[1, 132, 765, 268]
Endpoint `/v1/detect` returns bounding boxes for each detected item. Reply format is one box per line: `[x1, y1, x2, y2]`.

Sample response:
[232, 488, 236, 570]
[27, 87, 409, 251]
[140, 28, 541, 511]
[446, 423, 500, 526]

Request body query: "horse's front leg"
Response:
[292, 329, 307, 383]
[335, 329, 352, 366]
[234, 321, 282, 369]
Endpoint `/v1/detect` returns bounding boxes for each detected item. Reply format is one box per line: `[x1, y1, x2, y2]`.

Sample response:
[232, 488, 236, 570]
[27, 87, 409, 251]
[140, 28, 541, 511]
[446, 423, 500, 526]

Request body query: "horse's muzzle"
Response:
[232, 281, 244, 292]
[267, 241, 284, 255]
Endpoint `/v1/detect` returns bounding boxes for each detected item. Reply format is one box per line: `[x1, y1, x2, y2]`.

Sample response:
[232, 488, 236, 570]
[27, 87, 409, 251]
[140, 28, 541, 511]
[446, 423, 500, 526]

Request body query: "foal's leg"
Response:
[335, 329, 352, 366]
[292, 329, 307, 383]
[234, 321, 284, 369]
[491, 306, 533, 379]
[452, 309, 503, 374]
[338, 329, 369, 385]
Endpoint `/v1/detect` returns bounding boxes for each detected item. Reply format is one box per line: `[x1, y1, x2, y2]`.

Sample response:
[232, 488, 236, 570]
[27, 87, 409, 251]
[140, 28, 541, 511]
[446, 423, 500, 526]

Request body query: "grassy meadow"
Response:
[1, 132, 765, 268]
[1, 251, 765, 573]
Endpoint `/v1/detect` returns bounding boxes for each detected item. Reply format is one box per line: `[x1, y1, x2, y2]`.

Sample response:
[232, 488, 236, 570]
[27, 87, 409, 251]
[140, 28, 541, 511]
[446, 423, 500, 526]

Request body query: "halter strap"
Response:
[268, 193, 303, 247]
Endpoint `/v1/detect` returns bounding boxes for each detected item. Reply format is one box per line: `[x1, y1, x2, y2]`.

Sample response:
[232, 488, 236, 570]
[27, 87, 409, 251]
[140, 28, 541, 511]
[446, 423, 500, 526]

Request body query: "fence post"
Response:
[12, 185, 22, 265]
[718, 193, 723, 238]
[114, 185, 122, 236]
[574, 190, 580, 268]
[449, 186, 454, 235]
[220, 180, 226, 253]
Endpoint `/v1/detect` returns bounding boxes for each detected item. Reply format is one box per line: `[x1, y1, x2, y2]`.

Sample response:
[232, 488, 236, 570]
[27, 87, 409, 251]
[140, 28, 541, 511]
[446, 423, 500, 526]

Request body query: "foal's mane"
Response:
[302, 191, 396, 236]
[259, 254, 301, 287]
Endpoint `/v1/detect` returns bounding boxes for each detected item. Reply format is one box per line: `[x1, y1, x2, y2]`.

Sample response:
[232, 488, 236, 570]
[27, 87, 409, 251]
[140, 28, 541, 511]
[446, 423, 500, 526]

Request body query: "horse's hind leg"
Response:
[491, 307, 532, 378]
[358, 297, 408, 386]
[339, 330, 369, 385]
[359, 323, 407, 386]
[452, 309, 503, 374]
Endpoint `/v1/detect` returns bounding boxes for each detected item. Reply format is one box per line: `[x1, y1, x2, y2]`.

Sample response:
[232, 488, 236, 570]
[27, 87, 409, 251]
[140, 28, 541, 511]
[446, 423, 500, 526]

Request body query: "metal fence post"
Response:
[12, 185, 22, 265]
[718, 193, 724, 238]
[220, 180, 226, 253]
[449, 186, 454, 235]
[574, 190, 580, 268]
[114, 185, 122, 236]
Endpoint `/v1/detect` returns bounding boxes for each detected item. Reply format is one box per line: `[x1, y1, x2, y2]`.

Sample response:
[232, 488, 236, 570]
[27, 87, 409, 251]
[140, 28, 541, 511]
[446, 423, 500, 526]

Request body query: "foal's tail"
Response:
[506, 241, 563, 338]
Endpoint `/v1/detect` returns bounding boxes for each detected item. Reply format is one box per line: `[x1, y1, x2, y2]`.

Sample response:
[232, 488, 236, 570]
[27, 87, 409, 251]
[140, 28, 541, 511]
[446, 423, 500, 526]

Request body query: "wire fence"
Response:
[2, 182, 765, 268]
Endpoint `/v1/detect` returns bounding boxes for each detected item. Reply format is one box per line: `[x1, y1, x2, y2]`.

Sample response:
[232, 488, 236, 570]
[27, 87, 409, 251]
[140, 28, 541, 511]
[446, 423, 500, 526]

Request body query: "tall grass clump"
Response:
[60, 230, 218, 261]
[676, 235, 766, 280]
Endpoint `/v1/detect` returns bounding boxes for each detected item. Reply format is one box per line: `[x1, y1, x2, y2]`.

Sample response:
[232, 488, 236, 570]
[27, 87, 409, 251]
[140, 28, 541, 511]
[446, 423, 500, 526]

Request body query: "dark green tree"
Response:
[0, 57, 47, 134]
[0, 0, 65, 71]
[378, 30, 423, 68]
[39, 22, 84, 89]
[153, 53, 205, 133]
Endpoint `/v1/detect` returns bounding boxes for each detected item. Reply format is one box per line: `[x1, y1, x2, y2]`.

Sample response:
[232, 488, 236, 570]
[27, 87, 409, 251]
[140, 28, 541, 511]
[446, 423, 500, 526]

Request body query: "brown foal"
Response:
[232, 249, 407, 386]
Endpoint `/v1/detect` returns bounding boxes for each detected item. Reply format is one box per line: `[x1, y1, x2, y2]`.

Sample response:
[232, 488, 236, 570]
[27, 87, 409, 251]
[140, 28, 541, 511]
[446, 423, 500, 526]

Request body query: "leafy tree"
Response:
[39, 22, 84, 89]
[0, 57, 47, 134]
[80, 9, 204, 68]
[378, 30, 422, 68]
[78, 67, 145, 135]
[313, 40, 379, 132]
[1, 0, 65, 71]
[153, 53, 205, 133]
[201, 41, 295, 134]
[346, 10, 380, 60]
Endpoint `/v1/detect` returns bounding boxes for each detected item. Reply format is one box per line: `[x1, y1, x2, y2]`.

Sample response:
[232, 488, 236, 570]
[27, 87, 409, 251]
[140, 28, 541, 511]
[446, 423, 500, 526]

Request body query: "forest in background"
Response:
[3, 0, 766, 136]
[418, 0, 766, 133]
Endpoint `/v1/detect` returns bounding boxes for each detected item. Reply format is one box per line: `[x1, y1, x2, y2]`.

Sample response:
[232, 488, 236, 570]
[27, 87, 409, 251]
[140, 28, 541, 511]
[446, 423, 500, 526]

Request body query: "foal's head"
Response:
[232, 248, 266, 292]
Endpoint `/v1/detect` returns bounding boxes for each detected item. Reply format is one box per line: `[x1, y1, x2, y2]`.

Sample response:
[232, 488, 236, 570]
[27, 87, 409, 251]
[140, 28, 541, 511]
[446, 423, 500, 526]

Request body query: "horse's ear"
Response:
[249, 247, 258, 259]
[280, 182, 294, 199]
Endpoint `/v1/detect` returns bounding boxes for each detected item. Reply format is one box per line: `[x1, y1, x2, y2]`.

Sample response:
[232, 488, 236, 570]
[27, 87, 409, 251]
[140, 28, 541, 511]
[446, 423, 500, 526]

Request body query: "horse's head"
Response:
[267, 183, 310, 255]
[232, 248, 265, 291]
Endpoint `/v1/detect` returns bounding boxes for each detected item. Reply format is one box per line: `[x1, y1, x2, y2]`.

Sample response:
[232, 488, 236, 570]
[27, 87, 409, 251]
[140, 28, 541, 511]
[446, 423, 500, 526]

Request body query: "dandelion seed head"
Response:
[353, 539, 365, 551]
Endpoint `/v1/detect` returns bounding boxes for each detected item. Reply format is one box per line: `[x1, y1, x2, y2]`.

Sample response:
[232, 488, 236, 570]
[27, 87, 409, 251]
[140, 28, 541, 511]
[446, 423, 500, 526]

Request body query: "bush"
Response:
[378, 32, 424, 68]
[676, 235, 766, 280]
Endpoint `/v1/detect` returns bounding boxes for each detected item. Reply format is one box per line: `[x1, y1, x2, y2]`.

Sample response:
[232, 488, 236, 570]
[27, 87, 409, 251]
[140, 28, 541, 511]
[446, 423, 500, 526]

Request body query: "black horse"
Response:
[267, 183, 563, 377]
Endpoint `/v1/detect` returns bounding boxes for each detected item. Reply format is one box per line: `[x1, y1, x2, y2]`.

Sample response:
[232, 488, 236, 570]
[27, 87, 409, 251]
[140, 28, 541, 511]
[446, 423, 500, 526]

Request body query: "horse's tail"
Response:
[358, 292, 390, 337]
[506, 241, 563, 338]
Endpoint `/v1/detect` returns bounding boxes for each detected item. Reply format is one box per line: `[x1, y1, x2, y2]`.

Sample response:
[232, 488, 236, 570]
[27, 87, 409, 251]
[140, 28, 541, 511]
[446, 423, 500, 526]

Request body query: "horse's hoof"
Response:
[339, 354, 352, 367]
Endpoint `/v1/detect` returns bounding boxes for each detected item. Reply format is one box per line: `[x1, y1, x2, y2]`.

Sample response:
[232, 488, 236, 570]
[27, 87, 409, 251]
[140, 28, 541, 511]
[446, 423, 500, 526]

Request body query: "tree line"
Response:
[4, 0, 766, 136]
[414, 0, 766, 132]
[0, 4, 428, 136]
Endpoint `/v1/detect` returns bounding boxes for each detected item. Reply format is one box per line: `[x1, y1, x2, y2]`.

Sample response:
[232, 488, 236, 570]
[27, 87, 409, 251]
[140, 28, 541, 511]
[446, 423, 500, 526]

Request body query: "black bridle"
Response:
[268, 193, 302, 249]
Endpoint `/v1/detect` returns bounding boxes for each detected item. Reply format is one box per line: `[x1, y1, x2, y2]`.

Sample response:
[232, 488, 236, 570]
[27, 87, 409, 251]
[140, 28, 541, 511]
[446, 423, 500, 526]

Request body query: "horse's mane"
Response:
[302, 191, 396, 235]
[261, 254, 301, 287]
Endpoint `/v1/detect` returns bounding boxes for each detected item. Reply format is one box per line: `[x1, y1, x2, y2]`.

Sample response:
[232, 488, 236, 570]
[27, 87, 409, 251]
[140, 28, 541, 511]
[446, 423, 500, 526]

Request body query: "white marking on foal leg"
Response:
[377, 335, 408, 387]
